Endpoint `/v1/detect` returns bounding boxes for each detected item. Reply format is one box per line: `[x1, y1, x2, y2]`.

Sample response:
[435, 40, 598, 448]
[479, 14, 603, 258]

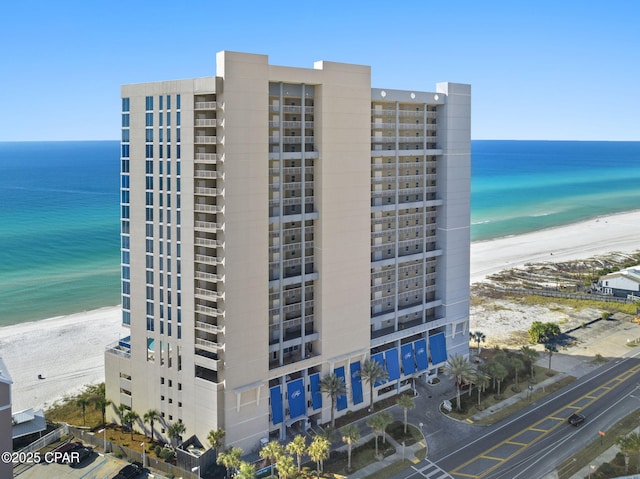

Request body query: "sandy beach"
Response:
[0, 306, 127, 412]
[1, 210, 639, 413]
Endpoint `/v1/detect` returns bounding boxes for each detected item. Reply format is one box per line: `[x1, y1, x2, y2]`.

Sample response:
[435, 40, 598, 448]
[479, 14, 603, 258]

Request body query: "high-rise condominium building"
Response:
[0, 358, 13, 478]
[105, 51, 470, 451]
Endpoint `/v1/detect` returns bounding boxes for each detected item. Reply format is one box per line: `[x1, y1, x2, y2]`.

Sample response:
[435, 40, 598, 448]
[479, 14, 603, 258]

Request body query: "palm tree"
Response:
[143, 409, 161, 443]
[122, 410, 140, 440]
[474, 371, 490, 408]
[93, 396, 111, 426]
[544, 343, 558, 371]
[627, 432, 640, 473]
[285, 435, 306, 472]
[235, 461, 256, 479]
[207, 427, 225, 451]
[396, 395, 414, 434]
[117, 403, 129, 427]
[259, 440, 284, 479]
[469, 331, 486, 354]
[358, 358, 388, 412]
[320, 372, 346, 428]
[444, 355, 474, 410]
[308, 436, 330, 479]
[276, 453, 297, 479]
[520, 345, 539, 379]
[617, 434, 635, 474]
[76, 396, 90, 426]
[366, 414, 387, 458]
[492, 362, 508, 397]
[167, 421, 186, 446]
[341, 424, 360, 472]
[217, 447, 243, 478]
[510, 357, 524, 390]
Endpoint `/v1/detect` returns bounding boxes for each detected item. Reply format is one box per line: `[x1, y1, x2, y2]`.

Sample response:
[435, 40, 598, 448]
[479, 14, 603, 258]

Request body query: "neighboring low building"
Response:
[0, 358, 13, 479]
[598, 266, 640, 299]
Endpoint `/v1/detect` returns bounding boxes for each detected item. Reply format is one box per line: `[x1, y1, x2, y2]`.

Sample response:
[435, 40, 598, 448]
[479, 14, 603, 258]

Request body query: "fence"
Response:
[69, 426, 197, 479]
[16, 423, 69, 456]
[495, 287, 635, 304]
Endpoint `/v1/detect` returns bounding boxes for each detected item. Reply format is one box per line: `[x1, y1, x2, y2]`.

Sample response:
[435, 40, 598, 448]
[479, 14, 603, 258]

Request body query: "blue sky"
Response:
[1, 0, 638, 141]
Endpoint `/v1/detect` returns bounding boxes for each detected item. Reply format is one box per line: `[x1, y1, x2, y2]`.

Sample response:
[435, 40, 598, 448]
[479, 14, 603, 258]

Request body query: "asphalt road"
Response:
[392, 351, 640, 479]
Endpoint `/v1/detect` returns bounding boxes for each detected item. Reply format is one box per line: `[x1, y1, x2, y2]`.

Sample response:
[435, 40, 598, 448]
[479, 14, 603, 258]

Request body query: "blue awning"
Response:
[385, 349, 400, 381]
[270, 385, 283, 425]
[287, 378, 306, 419]
[334, 366, 348, 411]
[309, 373, 322, 410]
[430, 332, 448, 365]
[401, 343, 416, 375]
[414, 339, 428, 371]
[371, 353, 386, 386]
[350, 362, 363, 405]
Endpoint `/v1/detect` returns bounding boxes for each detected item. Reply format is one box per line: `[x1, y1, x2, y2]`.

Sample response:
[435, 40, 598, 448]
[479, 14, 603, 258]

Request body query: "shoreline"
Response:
[2, 209, 640, 413]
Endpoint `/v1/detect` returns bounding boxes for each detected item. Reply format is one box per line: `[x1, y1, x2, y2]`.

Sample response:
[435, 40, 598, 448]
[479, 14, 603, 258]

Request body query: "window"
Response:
[146, 112, 153, 126]
[122, 114, 130, 127]
[176, 94, 180, 109]
[145, 96, 153, 110]
[122, 98, 130, 112]
[167, 95, 171, 110]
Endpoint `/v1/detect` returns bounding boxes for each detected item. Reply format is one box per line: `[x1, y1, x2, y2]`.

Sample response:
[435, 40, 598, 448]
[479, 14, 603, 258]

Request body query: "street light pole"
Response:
[192, 465, 201, 479]
[141, 442, 145, 468]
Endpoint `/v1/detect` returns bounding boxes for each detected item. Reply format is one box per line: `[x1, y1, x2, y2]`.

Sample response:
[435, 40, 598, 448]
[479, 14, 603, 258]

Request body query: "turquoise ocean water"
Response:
[0, 140, 639, 326]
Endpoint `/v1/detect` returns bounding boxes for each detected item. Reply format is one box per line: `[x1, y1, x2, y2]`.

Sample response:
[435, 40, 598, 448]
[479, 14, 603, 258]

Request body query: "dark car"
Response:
[68, 446, 94, 467]
[52, 441, 83, 463]
[568, 413, 586, 426]
[112, 462, 142, 479]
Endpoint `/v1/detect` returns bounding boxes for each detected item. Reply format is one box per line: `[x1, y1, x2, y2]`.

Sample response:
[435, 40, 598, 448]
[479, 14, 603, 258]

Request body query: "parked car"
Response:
[112, 462, 142, 479]
[68, 446, 94, 467]
[568, 413, 586, 426]
[52, 441, 82, 463]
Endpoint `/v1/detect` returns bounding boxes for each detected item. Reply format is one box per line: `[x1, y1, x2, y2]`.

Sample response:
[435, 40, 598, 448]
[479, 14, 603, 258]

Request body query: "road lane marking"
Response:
[447, 361, 640, 479]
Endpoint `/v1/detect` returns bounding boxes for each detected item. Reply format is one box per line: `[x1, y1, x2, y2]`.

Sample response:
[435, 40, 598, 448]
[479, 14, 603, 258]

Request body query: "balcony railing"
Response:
[194, 237, 221, 248]
[195, 136, 217, 144]
[195, 304, 222, 317]
[194, 221, 222, 231]
[195, 254, 223, 265]
[194, 170, 222, 179]
[195, 337, 224, 352]
[195, 288, 224, 300]
[195, 101, 216, 110]
[195, 153, 219, 163]
[194, 204, 222, 214]
[195, 320, 224, 334]
[195, 118, 217, 127]
[195, 187, 221, 196]
[195, 271, 222, 282]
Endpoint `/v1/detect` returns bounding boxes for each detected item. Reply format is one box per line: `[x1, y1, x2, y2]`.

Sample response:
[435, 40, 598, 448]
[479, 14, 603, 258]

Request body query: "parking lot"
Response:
[15, 453, 152, 479]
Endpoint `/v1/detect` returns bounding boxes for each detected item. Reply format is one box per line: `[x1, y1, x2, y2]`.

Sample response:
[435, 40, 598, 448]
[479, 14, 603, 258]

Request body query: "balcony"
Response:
[195, 254, 223, 265]
[194, 170, 222, 179]
[195, 321, 225, 334]
[195, 136, 217, 144]
[195, 153, 219, 164]
[194, 204, 223, 214]
[195, 288, 224, 300]
[195, 118, 218, 127]
[195, 187, 221, 196]
[195, 337, 224, 352]
[195, 238, 222, 248]
[194, 221, 222, 231]
[195, 304, 223, 317]
[195, 101, 216, 110]
[270, 121, 314, 129]
[195, 270, 222, 282]
[371, 109, 396, 116]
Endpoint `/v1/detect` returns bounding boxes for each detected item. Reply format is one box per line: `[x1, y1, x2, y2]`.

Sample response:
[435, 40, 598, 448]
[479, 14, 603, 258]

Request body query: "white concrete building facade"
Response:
[0, 358, 13, 479]
[105, 51, 471, 451]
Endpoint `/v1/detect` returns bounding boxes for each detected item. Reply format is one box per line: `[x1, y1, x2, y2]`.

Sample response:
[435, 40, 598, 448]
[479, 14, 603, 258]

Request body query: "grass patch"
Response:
[557, 409, 640, 479]
[322, 438, 395, 476]
[46, 384, 105, 428]
[506, 294, 638, 316]
[362, 459, 414, 479]
[386, 422, 422, 446]
[472, 375, 575, 426]
[446, 364, 558, 423]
